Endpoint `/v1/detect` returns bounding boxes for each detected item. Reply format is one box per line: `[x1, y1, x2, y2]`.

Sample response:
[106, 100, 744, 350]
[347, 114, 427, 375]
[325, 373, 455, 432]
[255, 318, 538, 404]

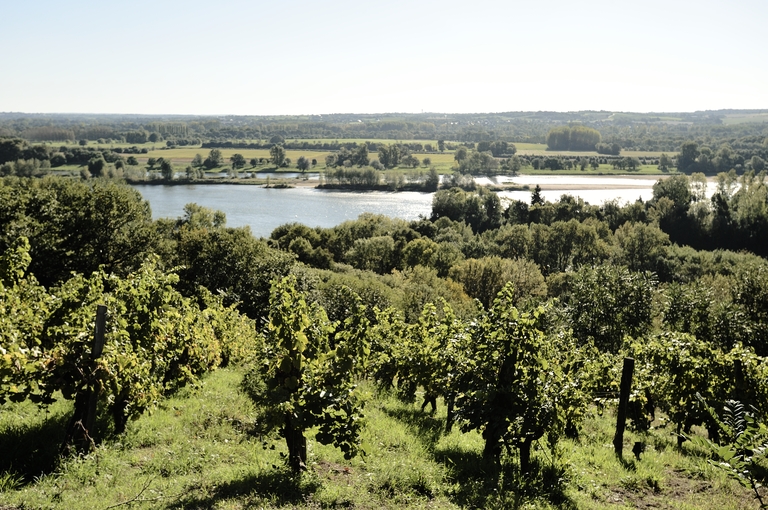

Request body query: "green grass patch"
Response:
[721, 113, 768, 125]
[0, 369, 760, 509]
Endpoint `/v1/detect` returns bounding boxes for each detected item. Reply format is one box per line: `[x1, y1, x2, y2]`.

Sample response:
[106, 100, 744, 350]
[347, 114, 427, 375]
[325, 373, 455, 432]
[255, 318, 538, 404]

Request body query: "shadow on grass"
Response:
[618, 455, 637, 471]
[0, 401, 120, 487]
[166, 468, 320, 509]
[0, 408, 70, 485]
[434, 444, 577, 509]
[382, 405, 445, 449]
[383, 402, 577, 509]
[382, 401, 575, 508]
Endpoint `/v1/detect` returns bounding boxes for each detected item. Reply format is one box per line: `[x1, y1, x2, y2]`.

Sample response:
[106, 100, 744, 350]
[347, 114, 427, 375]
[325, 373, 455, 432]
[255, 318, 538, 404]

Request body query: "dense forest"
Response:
[3, 169, 768, 506]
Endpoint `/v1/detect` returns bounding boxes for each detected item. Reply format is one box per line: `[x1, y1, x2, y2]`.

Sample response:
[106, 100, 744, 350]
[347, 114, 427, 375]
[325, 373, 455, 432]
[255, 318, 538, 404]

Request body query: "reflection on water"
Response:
[497, 188, 654, 204]
[133, 185, 434, 238]
[133, 175, 686, 238]
[475, 175, 660, 187]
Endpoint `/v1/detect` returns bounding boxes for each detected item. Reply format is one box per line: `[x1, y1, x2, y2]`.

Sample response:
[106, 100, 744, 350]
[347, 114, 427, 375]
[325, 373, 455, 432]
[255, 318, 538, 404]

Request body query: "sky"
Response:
[1, 0, 766, 116]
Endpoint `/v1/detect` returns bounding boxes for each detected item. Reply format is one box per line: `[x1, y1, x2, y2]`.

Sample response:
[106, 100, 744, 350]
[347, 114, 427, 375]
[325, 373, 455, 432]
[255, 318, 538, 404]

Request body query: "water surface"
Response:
[133, 175, 686, 238]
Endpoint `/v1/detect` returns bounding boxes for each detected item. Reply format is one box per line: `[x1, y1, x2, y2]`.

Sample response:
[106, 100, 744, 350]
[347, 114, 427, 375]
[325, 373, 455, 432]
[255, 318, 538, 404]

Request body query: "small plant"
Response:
[690, 396, 768, 508]
[0, 471, 23, 491]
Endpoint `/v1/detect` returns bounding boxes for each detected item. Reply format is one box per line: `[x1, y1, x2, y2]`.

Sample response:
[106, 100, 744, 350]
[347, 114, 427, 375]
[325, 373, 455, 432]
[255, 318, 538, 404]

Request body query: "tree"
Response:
[677, 141, 700, 173]
[438, 139, 445, 152]
[430, 187, 498, 233]
[203, 149, 224, 169]
[596, 142, 621, 155]
[353, 144, 369, 167]
[546, 126, 601, 151]
[87, 157, 106, 177]
[613, 222, 669, 273]
[147, 157, 157, 169]
[456, 150, 499, 174]
[296, 156, 311, 173]
[160, 159, 174, 181]
[0, 179, 159, 288]
[191, 153, 203, 167]
[345, 236, 396, 274]
[378, 144, 401, 169]
[425, 167, 439, 191]
[50, 153, 67, 167]
[0, 139, 24, 164]
[624, 157, 641, 171]
[454, 146, 468, 164]
[230, 153, 246, 169]
[531, 184, 544, 206]
[403, 154, 420, 168]
[422, 157, 431, 167]
[449, 256, 546, 309]
[270, 145, 286, 167]
[502, 155, 522, 174]
[658, 153, 673, 172]
[126, 156, 139, 166]
[652, 174, 691, 210]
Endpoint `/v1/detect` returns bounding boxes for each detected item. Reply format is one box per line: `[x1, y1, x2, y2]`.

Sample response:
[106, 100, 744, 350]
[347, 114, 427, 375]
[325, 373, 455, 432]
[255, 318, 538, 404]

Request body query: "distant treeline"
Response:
[3, 111, 768, 153]
[202, 139, 444, 153]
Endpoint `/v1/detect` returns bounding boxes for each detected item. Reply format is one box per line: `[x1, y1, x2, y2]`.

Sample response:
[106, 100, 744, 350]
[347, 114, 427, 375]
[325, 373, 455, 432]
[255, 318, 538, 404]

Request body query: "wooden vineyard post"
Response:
[84, 305, 107, 440]
[613, 357, 635, 459]
[63, 305, 107, 454]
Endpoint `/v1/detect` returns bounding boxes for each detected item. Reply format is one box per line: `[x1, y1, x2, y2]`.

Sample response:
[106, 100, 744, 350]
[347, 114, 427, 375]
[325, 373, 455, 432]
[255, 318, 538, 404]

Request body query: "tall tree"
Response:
[229, 153, 246, 169]
[203, 149, 224, 169]
[270, 145, 286, 167]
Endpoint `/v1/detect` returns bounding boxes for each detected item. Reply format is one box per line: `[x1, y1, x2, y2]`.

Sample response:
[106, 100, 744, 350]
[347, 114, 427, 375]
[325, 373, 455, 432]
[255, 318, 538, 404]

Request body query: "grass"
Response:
[41, 140, 671, 177]
[721, 113, 768, 125]
[0, 367, 762, 509]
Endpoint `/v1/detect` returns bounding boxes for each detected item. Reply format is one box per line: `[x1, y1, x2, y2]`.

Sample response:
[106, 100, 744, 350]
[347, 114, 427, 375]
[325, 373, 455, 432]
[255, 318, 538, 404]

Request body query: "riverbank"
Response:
[127, 172, 677, 192]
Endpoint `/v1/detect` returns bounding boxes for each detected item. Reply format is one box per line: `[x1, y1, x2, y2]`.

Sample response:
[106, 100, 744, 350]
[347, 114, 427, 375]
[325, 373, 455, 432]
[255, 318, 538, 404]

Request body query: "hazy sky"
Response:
[1, 0, 765, 115]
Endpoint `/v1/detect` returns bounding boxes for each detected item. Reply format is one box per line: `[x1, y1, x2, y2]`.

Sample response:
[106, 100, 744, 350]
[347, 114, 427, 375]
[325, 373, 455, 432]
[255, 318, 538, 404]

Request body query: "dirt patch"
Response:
[313, 460, 354, 484]
[603, 468, 758, 509]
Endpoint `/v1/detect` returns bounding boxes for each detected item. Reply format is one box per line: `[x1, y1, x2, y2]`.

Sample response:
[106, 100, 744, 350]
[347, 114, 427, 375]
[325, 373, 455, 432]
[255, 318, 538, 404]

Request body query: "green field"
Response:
[46, 140, 674, 177]
[0, 367, 757, 509]
[721, 113, 768, 125]
[133, 148, 458, 171]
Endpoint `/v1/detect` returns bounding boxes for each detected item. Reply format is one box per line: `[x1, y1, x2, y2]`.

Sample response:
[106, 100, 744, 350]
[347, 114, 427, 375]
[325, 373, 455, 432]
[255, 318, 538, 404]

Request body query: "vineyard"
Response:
[3, 175, 768, 508]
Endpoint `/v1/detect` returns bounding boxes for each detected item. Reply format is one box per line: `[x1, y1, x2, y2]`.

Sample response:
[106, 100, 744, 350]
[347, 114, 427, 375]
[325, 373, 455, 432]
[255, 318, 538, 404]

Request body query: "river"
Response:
[134, 185, 435, 237]
[132, 175, 696, 238]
